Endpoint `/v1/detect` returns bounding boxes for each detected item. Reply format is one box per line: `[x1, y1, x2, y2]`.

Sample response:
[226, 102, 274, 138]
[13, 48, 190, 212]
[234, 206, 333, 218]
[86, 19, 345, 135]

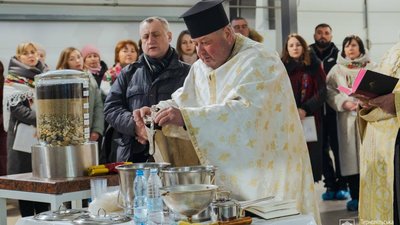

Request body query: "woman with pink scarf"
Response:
[81, 44, 108, 87]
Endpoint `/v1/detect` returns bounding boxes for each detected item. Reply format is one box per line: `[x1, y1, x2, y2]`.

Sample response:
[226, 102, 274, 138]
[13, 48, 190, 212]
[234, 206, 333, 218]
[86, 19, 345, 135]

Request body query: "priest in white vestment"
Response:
[133, 0, 320, 223]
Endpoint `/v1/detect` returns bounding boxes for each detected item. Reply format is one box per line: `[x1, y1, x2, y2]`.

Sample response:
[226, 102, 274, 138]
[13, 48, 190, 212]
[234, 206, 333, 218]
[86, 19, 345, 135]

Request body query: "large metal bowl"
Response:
[160, 165, 217, 221]
[161, 165, 217, 186]
[160, 184, 218, 222]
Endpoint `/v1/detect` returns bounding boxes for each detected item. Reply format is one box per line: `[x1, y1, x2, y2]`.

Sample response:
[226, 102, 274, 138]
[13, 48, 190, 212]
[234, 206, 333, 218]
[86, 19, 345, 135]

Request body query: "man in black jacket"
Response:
[103, 16, 190, 163]
[309, 23, 349, 201]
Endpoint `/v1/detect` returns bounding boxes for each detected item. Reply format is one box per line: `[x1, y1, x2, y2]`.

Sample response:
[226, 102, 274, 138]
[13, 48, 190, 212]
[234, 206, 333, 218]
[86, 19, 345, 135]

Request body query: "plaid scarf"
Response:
[143, 47, 174, 80]
[5, 73, 35, 88]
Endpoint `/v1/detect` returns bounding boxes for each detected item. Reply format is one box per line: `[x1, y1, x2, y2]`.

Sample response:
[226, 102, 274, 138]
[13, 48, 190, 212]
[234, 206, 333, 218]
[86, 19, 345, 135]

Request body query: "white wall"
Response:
[1, 0, 400, 72]
[0, 21, 187, 71]
[297, 0, 400, 63]
[0, 0, 194, 72]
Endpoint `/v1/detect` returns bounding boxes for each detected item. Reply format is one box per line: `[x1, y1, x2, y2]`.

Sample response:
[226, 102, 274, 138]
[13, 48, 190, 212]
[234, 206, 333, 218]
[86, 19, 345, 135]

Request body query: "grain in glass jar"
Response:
[35, 70, 90, 146]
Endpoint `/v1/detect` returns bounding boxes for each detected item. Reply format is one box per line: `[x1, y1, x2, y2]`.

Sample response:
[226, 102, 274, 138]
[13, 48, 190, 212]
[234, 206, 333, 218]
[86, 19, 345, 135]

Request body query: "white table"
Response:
[1, 189, 90, 225]
[16, 214, 317, 225]
[0, 173, 119, 225]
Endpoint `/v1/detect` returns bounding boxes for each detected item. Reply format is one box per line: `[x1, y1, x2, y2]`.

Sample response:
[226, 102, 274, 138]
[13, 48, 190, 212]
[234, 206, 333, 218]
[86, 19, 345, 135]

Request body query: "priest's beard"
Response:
[315, 40, 330, 49]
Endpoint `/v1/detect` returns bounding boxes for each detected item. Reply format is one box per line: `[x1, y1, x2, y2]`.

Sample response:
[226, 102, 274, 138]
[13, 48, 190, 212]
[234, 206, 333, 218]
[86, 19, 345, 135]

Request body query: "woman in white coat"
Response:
[326, 35, 376, 211]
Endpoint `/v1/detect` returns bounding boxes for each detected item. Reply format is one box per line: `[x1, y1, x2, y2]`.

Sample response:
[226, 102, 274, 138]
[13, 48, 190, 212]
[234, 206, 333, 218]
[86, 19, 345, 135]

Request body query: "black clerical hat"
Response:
[180, 0, 229, 38]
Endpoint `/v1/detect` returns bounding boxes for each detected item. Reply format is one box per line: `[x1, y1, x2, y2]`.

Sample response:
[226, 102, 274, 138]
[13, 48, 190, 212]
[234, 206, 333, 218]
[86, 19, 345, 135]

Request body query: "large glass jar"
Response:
[35, 70, 90, 146]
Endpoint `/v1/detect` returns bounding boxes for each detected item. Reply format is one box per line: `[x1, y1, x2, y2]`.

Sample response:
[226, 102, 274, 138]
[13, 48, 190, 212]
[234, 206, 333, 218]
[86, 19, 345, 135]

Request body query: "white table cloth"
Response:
[16, 214, 317, 225]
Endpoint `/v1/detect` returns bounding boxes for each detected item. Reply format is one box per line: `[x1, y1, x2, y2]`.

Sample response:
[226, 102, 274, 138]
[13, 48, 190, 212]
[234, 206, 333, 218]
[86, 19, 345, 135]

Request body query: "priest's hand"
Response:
[132, 107, 151, 144]
[154, 107, 185, 127]
[352, 94, 372, 109]
[368, 93, 396, 115]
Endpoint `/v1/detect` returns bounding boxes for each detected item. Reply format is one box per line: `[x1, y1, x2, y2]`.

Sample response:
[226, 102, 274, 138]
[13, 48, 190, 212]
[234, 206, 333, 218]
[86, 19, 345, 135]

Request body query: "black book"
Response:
[338, 69, 399, 98]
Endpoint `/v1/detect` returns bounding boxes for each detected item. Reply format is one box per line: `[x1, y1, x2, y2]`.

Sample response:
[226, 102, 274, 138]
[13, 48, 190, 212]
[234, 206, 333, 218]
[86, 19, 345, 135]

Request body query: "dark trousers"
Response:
[345, 174, 359, 200]
[19, 200, 49, 217]
[307, 133, 323, 182]
[394, 130, 400, 225]
[322, 105, 346, 191]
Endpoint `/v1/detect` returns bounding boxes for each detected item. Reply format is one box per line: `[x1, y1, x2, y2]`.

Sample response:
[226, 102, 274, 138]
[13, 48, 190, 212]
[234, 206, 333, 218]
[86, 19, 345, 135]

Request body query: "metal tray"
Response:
[72, 211, 131, 225]
[34, 207, 89, 221]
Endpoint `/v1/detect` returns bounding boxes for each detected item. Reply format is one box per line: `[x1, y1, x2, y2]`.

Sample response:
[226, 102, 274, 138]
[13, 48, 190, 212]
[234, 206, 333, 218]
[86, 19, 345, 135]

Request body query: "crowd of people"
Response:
[1, 0, 400, 224]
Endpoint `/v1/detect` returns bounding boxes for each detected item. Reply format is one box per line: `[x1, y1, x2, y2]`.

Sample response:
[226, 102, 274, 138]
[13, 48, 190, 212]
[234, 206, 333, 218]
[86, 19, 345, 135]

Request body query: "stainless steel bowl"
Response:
[160, 184, 218, 222]
[160, 165, 217, 186]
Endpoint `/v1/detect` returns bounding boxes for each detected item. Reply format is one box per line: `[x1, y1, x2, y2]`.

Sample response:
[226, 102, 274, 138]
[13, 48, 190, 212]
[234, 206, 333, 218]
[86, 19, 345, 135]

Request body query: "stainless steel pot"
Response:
[115, 162, 170, 216]
[210, 191, 241, 222]
[32, 142, 98, 178]
[210, 192, 275, 223]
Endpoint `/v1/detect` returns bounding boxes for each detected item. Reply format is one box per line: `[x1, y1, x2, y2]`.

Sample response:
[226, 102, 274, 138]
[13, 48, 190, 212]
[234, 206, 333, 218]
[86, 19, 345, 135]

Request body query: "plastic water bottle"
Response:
[147, 168, 164, 225]
[134, 169, 148, 225]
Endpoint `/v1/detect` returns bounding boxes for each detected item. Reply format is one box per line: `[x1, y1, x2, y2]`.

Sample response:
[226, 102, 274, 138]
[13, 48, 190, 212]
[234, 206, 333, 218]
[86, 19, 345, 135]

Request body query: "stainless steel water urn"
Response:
[32, 70, 98, 178]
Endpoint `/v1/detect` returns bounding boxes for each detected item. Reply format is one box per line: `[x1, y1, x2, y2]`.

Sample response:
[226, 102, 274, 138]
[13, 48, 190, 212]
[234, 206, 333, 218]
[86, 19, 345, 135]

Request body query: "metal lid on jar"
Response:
[34, 208, 89, 221]
[35, 70, 89, 88]
[212, 199, 238, 207]
[36, 69, 86, 79]
[35, 69, 90, 100]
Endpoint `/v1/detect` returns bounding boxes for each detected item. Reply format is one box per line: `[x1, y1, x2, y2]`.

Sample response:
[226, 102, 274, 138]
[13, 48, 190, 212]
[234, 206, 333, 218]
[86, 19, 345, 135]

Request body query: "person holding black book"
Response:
[326, 35, 376, 212]
[356, 41, 400, 225]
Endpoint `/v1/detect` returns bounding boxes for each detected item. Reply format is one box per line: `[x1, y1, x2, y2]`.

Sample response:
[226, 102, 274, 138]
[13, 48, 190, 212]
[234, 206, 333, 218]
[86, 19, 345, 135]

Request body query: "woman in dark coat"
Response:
[3, 42, 48, 216]
[281, 33, 327, 182]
